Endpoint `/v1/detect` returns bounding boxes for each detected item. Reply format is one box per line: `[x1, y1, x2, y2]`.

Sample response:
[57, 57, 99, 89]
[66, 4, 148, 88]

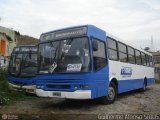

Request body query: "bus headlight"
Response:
[36, 85, 44, 89]
[37, 86, 40, 89]
[74, 85, 78, 90]
[80, 84, 89, 89]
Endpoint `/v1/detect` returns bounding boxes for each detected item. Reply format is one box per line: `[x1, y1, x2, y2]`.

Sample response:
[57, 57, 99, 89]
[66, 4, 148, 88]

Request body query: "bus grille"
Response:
[46, 84, 70, 89]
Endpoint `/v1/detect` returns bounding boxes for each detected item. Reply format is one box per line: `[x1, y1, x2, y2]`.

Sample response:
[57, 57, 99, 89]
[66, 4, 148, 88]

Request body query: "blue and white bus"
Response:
[36, 25, 154, 104]
[8, 45, 37, 94]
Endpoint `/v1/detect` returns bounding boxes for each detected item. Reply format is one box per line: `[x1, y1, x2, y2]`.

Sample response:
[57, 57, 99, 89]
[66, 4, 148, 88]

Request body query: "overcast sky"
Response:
[0, 0, 160, 51]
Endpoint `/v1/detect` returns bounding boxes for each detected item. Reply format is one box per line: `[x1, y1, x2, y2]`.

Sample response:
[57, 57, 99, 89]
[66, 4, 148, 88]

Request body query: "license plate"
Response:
[26, 89, 34, 93]
[53, 92, 61, 97]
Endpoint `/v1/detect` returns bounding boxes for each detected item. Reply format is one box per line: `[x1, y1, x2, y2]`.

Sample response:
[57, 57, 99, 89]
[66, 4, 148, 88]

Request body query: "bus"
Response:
[36, 25, 154, 104]
[8, 45, 37, 94]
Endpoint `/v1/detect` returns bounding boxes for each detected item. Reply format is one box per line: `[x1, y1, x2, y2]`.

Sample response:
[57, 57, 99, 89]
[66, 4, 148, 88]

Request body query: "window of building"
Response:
[154, 56, 160, 64]
[93, 39, 107, 71]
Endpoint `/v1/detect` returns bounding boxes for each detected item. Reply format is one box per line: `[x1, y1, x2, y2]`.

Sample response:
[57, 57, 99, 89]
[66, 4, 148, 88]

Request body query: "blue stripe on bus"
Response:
[117, 78, 155, 93]
[8, 75, 36, 86]
[90, 78, 154, 99]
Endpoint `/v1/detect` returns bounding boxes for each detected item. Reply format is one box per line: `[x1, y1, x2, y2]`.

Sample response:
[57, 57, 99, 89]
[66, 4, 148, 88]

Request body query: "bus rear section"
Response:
[35, 25, 154, 104]
[8, 45, 38, 94]
[107, 37, 155, 94]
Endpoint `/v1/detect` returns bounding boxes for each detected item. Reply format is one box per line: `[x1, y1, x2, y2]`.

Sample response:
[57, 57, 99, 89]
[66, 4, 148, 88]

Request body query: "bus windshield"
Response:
[39, 37, 90, 73]
[9, 47, 37, 77]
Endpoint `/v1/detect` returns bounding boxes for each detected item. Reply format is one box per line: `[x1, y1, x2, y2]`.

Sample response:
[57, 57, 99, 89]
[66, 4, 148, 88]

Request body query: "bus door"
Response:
[92, 38, 109, 98]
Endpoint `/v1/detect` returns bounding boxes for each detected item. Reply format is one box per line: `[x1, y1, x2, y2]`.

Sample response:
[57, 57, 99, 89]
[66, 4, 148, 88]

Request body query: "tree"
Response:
[144, 47, 150, 51]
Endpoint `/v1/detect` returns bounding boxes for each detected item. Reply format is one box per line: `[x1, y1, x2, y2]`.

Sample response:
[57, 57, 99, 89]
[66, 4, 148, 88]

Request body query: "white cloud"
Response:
[0, 0, 160, 50]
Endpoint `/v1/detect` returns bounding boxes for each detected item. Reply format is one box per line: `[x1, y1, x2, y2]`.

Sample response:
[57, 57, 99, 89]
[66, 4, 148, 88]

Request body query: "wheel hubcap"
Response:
[108, 87, 115, 100]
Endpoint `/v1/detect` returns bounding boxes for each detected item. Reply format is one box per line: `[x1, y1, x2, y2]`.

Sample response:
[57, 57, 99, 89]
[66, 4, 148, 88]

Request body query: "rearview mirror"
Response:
[92, 40, 98, 51]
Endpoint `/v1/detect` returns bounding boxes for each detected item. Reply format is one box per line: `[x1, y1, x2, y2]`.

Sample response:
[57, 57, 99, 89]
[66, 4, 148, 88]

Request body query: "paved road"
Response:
[0, 84, 160, 120]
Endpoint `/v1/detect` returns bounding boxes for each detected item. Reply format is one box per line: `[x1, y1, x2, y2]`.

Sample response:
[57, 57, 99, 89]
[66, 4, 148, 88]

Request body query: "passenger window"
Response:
[119, 52, 127, 62]
[146, 55, 150, 67]
[118, 42, 127, 53]
[135, 50, 142, 65]
[93, 39, 107, 71]
[108, 49, 118, 60]
[149, 56, 153, 67]
[108, 38, 118, 61]
[118, 42, 127, 62]
[128, 46, 135, 64]
[108, 38, 117, 50]
[141, 53, 147, 66]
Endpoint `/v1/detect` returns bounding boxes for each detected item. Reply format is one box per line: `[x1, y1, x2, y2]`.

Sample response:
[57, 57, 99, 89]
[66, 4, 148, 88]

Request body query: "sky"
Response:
[0, 0, 160, 51]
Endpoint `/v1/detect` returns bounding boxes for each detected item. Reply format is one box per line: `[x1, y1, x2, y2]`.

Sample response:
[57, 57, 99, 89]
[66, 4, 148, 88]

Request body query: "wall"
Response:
[0, 26, 16, 67]
[0, 34, 10, 67]
[0, 26, 16, 55]
[152, 52, 160, 80]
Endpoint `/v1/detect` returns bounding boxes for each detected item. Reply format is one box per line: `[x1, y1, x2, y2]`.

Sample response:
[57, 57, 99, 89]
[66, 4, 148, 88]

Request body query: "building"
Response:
[152, 52, 160, 80]
[0, 26, 16, 67]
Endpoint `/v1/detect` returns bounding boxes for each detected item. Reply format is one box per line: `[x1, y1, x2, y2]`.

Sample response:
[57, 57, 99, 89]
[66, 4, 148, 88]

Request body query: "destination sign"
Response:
[21, 47, 37, 52]
[40, 26, 87, 42]
[13, 47, 37, 53]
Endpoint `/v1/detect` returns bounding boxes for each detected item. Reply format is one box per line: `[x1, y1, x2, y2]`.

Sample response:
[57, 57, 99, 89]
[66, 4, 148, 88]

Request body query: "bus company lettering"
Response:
[121, 67, 132, 77]
[67, 64, 82, 71]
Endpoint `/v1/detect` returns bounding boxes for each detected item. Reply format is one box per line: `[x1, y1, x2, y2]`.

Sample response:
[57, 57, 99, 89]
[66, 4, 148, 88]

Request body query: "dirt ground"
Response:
[0, 84, 160, 120]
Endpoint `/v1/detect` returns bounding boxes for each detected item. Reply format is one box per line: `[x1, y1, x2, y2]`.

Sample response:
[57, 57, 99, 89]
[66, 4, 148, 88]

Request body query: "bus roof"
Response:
[39, 24, 106, 42]
[40, 25, 89, 36]
[40, 24, 152, 56]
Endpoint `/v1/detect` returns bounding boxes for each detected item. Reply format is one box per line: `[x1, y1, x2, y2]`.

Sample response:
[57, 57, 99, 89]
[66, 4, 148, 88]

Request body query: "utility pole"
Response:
[151, 35, 155, 52]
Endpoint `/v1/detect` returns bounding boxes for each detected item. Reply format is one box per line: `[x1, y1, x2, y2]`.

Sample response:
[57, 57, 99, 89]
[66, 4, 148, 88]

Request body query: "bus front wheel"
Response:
[101, 82, 117, 104]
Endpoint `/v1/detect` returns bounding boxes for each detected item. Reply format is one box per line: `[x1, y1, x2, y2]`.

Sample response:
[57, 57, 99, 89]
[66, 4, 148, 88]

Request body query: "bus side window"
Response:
[127, 46, 136, 64]
[118, 42, 127, 63]
[141, 52, 147, 66]
[107, 38, 118, 61]
[146, 55, 150, 67]
[149, 56, 153, 67]
[135, 50, 142, 65]
[92, 39, 107, 71]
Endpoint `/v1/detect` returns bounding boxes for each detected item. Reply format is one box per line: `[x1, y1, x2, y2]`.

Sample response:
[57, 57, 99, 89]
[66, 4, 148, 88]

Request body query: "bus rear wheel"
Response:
[141, 80, 147, 91]
[101, 82, 117, 104]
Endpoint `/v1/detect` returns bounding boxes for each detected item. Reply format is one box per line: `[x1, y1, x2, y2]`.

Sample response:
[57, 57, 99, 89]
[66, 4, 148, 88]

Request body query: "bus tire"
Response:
[101, 82, 117, 104]
[25, 92, 35, 96]
[141, 79, 147, 91]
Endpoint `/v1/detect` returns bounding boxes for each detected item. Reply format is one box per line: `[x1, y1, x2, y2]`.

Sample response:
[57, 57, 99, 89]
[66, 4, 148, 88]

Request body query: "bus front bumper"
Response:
[8, 82, 36, 94]
[36, 89, 91, 99]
